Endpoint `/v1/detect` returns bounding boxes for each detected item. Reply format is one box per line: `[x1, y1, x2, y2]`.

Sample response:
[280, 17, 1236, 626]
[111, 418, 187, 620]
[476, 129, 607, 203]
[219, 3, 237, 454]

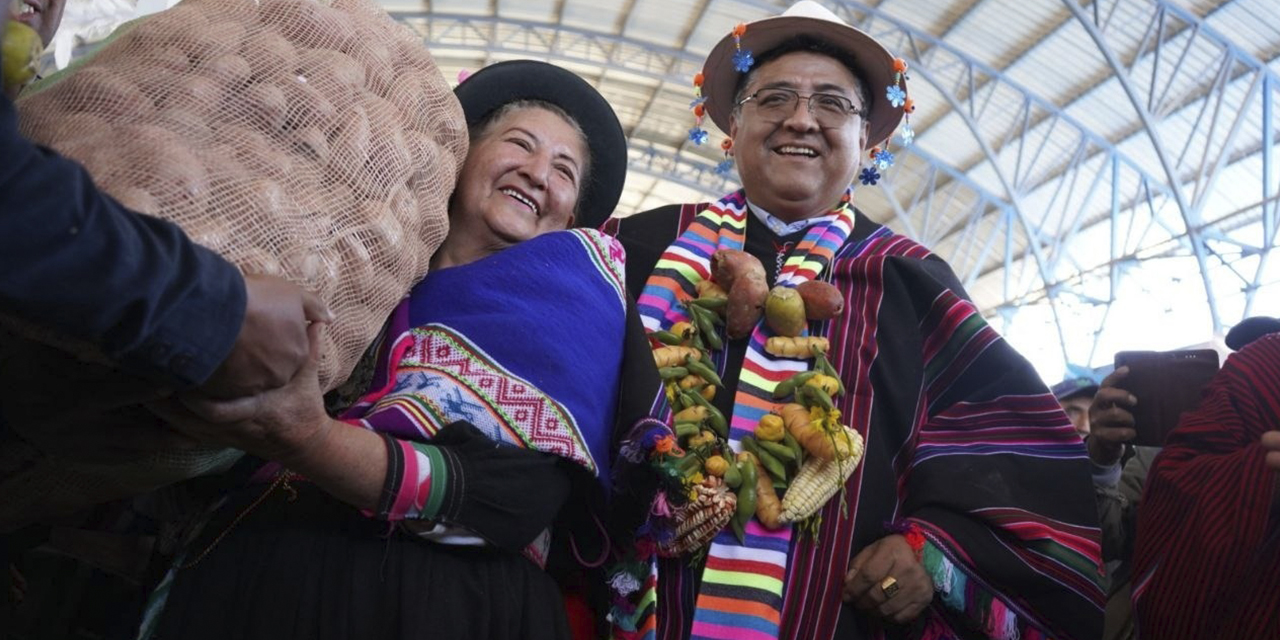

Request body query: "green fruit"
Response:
[764, 286, 807, 338]
[3, 19, 42, 95]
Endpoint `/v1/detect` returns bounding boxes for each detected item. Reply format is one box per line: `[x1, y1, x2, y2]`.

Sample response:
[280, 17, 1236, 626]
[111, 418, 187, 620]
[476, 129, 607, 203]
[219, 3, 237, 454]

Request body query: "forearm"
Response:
[279, 419, 388, 513]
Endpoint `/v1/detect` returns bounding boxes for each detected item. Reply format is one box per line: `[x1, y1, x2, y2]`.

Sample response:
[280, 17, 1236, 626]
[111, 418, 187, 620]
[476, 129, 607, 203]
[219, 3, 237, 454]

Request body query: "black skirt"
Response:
[149, 483, 570, 640]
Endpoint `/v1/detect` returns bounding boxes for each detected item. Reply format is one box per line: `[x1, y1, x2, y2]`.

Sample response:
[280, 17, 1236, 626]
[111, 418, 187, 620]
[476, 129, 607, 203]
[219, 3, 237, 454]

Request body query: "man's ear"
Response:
[566, 214, 576, 230]
[860, 122, 872, 159]
[729, 111, 740, 141]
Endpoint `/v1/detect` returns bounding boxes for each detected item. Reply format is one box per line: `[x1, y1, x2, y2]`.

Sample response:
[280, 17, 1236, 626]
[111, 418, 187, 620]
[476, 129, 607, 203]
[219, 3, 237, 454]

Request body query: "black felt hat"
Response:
[453, 60, 627, 230]
[1225, 316, 1280, 351]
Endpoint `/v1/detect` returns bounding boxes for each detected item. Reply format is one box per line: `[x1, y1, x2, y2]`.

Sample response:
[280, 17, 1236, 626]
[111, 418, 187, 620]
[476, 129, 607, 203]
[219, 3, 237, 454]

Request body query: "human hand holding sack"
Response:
[201, 274, 333, 399]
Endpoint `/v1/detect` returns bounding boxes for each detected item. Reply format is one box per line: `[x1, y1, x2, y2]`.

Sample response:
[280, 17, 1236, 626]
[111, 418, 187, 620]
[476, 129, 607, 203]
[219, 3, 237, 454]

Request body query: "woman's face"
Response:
[452, 106, 588, 245]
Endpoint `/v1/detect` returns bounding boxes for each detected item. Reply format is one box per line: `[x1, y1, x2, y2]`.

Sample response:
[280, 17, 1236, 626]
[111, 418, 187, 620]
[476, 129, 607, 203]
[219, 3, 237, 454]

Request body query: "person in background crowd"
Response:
[1127, 317, 1280, 640]
[1088, 365, 1157, 640]
[604, 2, 1104, 638]
[1054, 376, 1099, 437]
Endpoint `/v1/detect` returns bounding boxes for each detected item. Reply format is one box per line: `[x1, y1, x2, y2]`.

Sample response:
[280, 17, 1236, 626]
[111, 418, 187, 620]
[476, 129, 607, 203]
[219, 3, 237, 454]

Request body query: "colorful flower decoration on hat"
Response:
[731, 23, 753, 73]
[689, 72, 709, 146]
[867, 58, 916, 174]
[898, 122, 915, 146]
[886, 85, 906, 109]
[859, 167, 880, 186]
[890, 58, 914, 149]
[873, 149, 894, 171]
[715, 137, 735, 176]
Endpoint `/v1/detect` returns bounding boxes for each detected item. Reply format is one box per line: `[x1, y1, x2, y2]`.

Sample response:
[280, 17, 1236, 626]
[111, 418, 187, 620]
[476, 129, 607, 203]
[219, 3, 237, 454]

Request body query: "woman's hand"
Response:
[842, 534, 933, 625]
[149, 322, 333, 464]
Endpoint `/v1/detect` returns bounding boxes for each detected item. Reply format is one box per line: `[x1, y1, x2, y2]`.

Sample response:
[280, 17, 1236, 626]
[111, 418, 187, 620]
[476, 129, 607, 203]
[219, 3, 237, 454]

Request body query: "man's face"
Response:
[10, 0, 66, 47]
[1060, 396, 1093, 437]
[728, 51, 869, 222]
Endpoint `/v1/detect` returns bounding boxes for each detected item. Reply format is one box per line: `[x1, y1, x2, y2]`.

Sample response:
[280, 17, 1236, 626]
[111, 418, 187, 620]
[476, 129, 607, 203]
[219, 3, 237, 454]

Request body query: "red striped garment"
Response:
[1131, 333, 1280, 639]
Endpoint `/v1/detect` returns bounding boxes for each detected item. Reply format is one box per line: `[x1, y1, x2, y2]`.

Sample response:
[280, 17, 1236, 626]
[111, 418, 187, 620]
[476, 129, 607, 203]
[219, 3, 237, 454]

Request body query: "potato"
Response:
[290, 126, 330, 164]
[125, 8, 210, 53]
[296, 49, 365, 97]
[796, 281, 845, 320]
[185, 217, 235, 254]
[714, 250, 769, 339]
[726, 277, 769, 339]
[343, 37, 393, 96]
[25, 112, 111, 142]
[329, 105, 371, 168]
[54, 66, 155, 120]
[184, 21, 246, 62]
[238, 248, 284, 276]
[156, 107, 213, 142]
[160, 74, 223, 119]
[111, 187, 160, 216]
[281, 76, 337, 132]
[386, 74, 436, 133]
[286, 247, 339, 294]
[204, 53, 252, 91]
[112, 125, 208, 203]
[402, 131, 459, 199]
[223, 124, 295, 181]
[239, 29, 297, 81]
[323, 181, 357, 222]
[235, 82, 288, 132]
[259, 0, 355, 50]
[711, 249, 765, 294]
[142, 45, 191, 74]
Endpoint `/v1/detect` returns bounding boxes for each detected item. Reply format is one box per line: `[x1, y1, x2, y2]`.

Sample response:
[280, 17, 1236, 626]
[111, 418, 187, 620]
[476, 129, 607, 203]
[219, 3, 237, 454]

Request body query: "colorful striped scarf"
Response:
[636, 188, 857, 639]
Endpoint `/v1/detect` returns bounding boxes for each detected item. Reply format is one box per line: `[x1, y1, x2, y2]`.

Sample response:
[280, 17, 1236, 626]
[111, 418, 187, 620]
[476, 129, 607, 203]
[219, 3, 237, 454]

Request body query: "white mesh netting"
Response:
[0, 0, 467, 530]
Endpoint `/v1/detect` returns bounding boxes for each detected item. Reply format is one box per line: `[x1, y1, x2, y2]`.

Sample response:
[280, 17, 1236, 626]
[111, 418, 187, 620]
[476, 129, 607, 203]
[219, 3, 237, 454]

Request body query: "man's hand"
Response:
[1088, 366, 1138, 466]
[842, 534, 933, 625]
[150, 322, 332, 463]
[200, 274, 331, 399]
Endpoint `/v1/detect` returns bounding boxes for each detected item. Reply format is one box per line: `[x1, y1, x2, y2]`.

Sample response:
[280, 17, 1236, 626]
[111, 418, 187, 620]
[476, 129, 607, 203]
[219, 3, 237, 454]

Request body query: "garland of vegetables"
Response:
[645, 248, 866, 556]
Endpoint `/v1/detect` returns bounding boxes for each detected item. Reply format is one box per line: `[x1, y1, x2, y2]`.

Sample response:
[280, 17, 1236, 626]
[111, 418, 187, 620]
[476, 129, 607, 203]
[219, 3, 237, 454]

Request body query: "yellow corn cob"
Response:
[764, 336, 830, 358]
[654, 345, 702, 368]
[779, 428, 864, 523]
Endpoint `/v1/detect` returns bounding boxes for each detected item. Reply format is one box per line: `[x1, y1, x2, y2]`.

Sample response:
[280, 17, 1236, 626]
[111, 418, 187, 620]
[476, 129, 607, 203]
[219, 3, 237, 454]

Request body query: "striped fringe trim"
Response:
[922, 542, 1051, 640]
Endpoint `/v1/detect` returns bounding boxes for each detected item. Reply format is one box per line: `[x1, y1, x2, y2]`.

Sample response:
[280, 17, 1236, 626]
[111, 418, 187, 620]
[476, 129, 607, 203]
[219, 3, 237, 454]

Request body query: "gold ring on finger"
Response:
[879, 576, 901, 599]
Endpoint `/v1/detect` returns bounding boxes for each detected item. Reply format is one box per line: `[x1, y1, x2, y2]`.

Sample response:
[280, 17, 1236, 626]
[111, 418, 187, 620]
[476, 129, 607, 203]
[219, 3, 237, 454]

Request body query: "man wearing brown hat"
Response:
[606, 2, 1103, 639]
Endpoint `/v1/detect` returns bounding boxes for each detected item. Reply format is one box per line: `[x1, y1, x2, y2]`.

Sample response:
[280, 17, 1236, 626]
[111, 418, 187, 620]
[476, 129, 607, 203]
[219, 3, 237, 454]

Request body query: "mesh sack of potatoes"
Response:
[0, 0, 466, 531]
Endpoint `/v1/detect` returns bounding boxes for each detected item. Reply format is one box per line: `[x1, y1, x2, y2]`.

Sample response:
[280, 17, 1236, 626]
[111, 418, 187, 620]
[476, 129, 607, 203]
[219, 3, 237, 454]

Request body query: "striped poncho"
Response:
[606, 189, 1105, 640]
[1131, 333, 1280, 639]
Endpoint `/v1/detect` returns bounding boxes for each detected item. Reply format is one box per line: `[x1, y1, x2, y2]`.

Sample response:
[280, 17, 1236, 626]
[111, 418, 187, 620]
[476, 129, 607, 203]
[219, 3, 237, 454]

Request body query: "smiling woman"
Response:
[434, 102, 591, 268]
[140, 59, 646, 640]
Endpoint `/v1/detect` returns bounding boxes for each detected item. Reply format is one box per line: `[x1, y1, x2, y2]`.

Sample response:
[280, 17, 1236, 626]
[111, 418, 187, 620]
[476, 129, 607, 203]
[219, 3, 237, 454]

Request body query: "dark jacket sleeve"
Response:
[0, 91, 245, 387]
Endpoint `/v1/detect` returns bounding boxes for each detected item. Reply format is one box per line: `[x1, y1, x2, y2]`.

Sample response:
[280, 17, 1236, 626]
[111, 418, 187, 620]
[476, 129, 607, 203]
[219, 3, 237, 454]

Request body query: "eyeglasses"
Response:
[737, 87, 864, 128]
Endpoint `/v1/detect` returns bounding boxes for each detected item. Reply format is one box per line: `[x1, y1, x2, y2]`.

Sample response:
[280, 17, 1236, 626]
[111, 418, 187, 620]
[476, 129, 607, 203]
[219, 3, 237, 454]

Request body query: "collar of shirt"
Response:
[745, 200, 842, 237]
